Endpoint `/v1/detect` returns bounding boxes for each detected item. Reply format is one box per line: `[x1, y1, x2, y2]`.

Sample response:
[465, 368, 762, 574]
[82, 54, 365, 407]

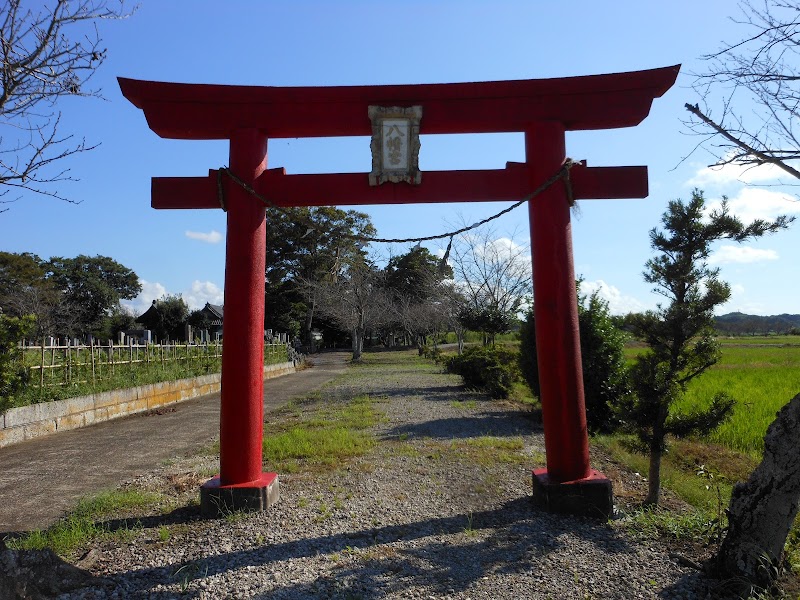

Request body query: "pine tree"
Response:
[617, 189, 792, 505]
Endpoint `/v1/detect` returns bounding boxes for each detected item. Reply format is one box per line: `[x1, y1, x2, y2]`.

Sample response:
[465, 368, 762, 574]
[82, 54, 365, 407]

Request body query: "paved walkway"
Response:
[0, 351, 350, 533]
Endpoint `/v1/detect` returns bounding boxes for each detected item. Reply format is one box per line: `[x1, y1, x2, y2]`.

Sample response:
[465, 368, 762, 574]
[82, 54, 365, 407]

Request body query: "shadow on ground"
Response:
[368, 385, 479, 401]
[84, 497, 645, 598]
[101, 504, 203, 533]
[384, 410, 541, 441]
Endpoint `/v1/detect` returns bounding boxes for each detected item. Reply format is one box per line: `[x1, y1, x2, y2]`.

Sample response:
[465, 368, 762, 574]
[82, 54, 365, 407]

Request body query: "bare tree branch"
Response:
[686, 0, 800, 181]
[0, 0, 133, 209]
[685, 102, 800, 178]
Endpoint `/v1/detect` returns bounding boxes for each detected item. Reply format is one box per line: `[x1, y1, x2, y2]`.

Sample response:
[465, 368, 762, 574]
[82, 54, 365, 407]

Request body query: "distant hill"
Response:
[715, 312, 800, 335]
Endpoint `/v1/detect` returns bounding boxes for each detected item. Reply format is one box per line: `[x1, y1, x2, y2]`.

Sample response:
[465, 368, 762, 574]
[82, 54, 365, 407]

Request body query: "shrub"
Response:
[420, 345, 445, 363]
[519, 288, 630, 433]
[0, 314, 36, 412]
[446, 345, 520, 398]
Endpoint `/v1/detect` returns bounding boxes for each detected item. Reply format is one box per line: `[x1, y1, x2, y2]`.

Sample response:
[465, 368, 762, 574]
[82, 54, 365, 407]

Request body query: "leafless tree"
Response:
[448, 226, 532, 345]
[686, 0, 800, 181]
[389, 289, 449, 352]
[303, 264, 391, 361]
[439, 282, 468, 354]
[0, 0, 132, 211]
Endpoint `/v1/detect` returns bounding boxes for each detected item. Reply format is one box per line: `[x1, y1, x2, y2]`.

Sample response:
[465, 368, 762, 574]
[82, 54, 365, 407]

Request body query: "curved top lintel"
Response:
[119, 65, 680, 140]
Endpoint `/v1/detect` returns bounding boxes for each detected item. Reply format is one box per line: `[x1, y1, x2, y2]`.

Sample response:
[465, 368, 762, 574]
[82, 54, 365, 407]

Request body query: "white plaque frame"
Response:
[368, 105, 422, 186]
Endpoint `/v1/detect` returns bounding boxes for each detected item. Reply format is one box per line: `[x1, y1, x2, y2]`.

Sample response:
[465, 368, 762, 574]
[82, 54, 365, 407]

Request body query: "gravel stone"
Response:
[55, 351, 714, 599]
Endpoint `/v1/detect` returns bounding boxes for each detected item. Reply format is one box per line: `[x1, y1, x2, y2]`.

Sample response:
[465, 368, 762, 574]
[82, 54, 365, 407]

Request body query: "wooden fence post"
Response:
[66, 338, 71, 385]
[90, 338, 96, 384]
[40, 337, 45, 391]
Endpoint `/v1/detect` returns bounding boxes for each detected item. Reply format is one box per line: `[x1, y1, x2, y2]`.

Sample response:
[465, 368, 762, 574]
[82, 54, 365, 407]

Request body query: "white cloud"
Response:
[718, 286, 770, 315]
[579, 280, 647, 315]
[705, 187, 800, 224]
[185, 230, 223, 244]
[686, 156, 800, 187]
[183, 280, 224, 310]
[121, 280, 167, 317]
[434, 246, 453, 268]
[709, 245, 779, 265]
[475, 236, 532, 270]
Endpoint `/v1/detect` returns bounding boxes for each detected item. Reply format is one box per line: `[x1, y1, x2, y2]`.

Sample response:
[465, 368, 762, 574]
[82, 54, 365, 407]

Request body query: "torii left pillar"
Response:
[198, 129, 279, 516]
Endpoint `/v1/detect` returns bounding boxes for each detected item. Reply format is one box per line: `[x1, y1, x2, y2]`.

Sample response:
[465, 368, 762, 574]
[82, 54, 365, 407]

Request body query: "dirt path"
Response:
[0, 351, 350, 533]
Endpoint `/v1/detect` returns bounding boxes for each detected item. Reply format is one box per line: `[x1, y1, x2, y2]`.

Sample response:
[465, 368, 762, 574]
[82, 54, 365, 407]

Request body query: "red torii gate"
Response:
[120, 65, 678, 518]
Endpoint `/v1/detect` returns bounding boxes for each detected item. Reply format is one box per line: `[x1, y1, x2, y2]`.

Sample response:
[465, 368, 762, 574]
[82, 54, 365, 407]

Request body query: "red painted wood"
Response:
[150, 175, 217, 209]
[150, 164, 648, 210]
[123, 67, 680, 505]
[118, 66, 679, 140]
[202, 472, 277, 489]
[218, 129, 268, 486]
[526, 122, 591, 483]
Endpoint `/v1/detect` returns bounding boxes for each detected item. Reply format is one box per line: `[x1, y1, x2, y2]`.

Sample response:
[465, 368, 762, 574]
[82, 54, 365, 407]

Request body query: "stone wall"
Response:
[0, 362, 297, 448]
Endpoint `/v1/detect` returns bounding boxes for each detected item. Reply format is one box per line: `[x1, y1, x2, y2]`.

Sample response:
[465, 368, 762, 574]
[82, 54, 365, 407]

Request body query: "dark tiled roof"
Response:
[204, 303, 224, 319]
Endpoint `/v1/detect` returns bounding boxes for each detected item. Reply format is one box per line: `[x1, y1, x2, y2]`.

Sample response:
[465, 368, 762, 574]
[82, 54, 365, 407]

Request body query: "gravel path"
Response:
[53, 350, 712, 599]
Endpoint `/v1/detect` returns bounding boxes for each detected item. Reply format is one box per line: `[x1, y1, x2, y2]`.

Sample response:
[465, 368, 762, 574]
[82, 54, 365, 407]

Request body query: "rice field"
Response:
[666, 338, 800, 457]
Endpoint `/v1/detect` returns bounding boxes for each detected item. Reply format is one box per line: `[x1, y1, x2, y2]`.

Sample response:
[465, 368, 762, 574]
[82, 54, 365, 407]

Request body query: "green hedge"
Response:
[446, 345, 520, 399]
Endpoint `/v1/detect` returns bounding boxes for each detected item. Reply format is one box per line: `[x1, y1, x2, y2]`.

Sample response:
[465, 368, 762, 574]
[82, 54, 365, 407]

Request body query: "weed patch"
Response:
[593, 435, 733, 513]
[622, 507, 722, 544]
[7, 490, 163, 557]
[422, 436, 528, 467]
[262, 394, 380, 472]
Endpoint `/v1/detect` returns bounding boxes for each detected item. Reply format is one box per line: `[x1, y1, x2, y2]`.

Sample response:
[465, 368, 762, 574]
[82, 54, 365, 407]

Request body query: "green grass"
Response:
[624, 506, 724, 543]
[718, 335, 800, 346]
[675, 343, 800, 457]
[424, 435, 531, 467]
[509, 381, 538, 408]
[450, 399, 477, 410]
[13, 343, 290, 407]
[600, 336, 800, 581]
[594, 435, 735, 513]
[262, 394, 380, 473]
[622, 338, 800, 457]
[6, 489, 163, 557]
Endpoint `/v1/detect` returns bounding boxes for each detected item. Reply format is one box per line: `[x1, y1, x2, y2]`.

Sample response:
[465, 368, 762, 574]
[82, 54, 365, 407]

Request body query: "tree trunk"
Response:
[713, 393, 800, 591]
[351, 326, 364, 361]
[304, 301, 315, 352]
[645, 442, 662, 506]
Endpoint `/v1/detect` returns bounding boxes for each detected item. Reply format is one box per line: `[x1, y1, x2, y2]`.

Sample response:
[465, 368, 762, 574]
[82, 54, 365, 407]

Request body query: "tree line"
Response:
[0, 252, 141, 340]
[264, 205, 532, 359]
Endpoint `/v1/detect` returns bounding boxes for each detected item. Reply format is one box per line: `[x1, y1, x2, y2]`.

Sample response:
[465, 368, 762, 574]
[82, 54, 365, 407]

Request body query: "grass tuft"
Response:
[262, 394, 380, 472]
[622, 507, 722, 543]
[7, 489, 162, 557]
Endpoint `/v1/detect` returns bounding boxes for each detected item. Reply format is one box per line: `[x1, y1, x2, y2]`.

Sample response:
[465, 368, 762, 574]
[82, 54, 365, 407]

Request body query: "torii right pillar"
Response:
[527, 121, 612, 518]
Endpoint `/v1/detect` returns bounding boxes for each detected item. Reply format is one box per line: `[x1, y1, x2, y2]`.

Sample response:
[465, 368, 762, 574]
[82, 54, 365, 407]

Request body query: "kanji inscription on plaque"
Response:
[368, 105, 422, 185]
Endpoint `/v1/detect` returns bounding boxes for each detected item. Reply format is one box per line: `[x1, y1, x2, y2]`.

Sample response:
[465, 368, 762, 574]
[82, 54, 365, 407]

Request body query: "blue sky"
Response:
[2, 1, 798, 317]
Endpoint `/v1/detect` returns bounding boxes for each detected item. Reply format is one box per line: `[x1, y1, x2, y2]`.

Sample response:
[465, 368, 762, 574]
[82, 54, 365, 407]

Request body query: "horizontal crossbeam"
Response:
[150, 163, 647, 210]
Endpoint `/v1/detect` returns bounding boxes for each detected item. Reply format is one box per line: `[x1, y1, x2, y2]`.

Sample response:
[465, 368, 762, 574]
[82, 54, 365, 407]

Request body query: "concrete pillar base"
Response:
[532, 468, 613, 519]
[200, 472, 279, 518]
